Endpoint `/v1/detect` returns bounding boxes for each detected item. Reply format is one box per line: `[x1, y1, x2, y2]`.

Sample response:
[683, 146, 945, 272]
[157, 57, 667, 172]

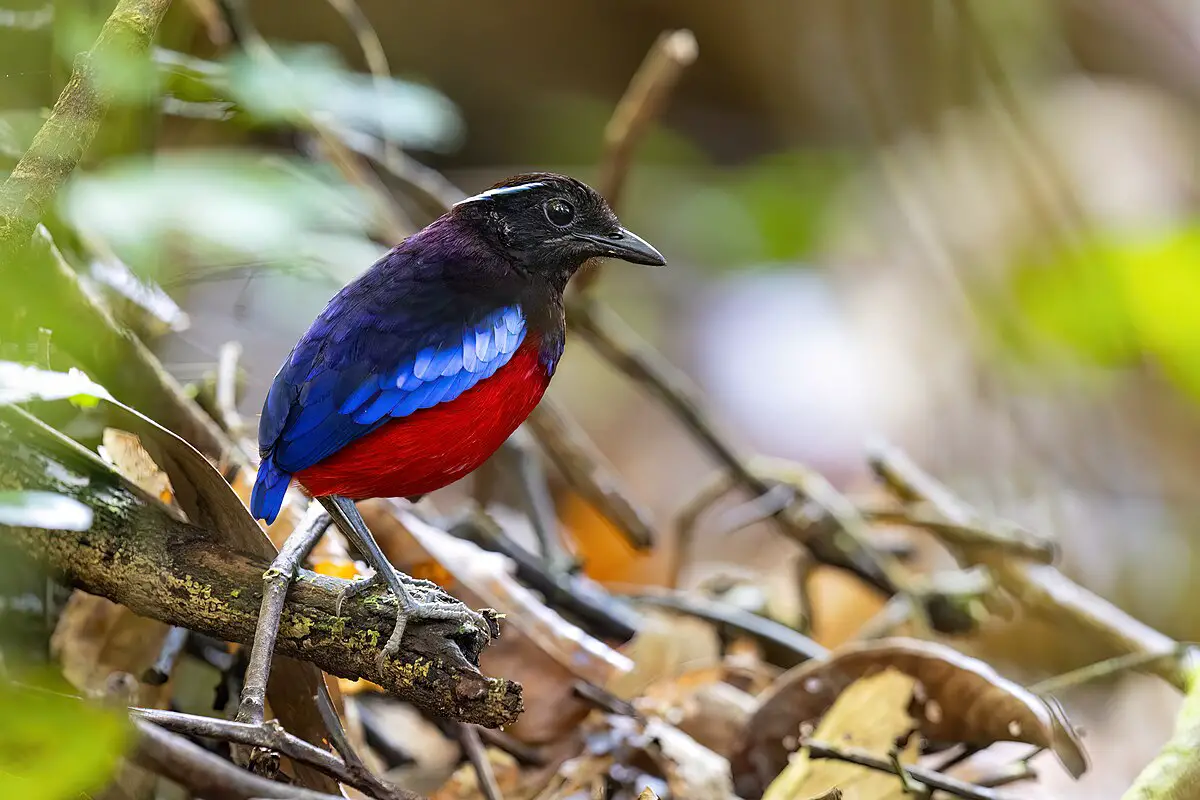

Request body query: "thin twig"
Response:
[136, 708, 417, 799]
[624, 588, 827, 668]
[856, 502, 1056, 564]
[142, 625, 191, 686]
[314, 680, 408, 800]
[570, 295, 894, 593]
[867, 440, 1188, 690]
[458, 723, 505, 800]
[236, 502, 333, 726]
[974, 759, 1039, 789]
[525, 401, 656, 551]
[1031, 648, 1188, 695]
[576, 29, 697, 291]
[215, 340, 246, 441]
[804, 740, 1003, 800]
[321, 0, 403, 174]
[493, 425, 576, 572]
[597, 29, 697, 207]
[672, 467, 738, 588]
[132, 718, 347, 800]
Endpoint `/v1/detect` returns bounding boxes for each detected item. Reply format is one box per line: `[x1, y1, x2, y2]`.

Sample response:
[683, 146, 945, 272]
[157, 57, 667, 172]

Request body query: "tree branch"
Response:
[0, 0, 174, 249]
[131, 719, 344, 800]
[134, 708, 419, 800]
[0, 407, 522, 728]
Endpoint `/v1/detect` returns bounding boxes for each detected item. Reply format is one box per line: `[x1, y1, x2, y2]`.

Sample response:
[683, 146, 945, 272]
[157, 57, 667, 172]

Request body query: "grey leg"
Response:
[318, 495, 488, 662]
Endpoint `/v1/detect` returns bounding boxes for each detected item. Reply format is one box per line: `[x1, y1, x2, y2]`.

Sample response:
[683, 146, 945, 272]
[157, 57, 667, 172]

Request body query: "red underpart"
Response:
[296, 336, 552, 500]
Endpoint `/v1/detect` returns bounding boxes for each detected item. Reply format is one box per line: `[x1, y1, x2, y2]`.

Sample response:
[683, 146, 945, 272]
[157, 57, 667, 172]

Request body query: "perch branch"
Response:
[0, 408, 522, 728]
[0, 0, 174, 249]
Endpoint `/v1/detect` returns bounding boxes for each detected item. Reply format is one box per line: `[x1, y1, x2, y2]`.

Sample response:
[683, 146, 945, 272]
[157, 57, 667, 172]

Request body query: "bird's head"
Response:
[450, 173, 665, 287]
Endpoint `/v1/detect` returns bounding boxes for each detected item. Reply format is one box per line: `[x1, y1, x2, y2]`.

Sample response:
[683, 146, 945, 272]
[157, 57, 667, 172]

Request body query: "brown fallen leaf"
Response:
[638, 666, 756, 759]
[733, 637, 1087, 797]
[608, 610, 722, 700]
[535, 713, 727, 800]
[646, 718, 735, 800]
[761, 668, 919, 800]
[432, 746, 521, 799]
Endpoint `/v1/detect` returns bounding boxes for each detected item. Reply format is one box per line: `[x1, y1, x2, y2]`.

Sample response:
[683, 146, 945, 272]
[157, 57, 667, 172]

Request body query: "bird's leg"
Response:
[318, 495, 488, 662]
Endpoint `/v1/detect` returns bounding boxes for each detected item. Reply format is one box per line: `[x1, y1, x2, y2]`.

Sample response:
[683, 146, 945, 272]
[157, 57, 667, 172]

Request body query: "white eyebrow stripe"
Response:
[453, 181, 546, 206]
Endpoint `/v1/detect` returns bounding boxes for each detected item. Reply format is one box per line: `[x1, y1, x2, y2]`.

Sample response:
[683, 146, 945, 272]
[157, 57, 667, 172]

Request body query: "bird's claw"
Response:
[340, 566, 490, 668]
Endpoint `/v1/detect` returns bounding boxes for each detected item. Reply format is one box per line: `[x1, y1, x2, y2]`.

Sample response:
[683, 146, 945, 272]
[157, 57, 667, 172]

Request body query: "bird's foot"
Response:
[340, 566, 490, 667]
[335, 569, 440, 615]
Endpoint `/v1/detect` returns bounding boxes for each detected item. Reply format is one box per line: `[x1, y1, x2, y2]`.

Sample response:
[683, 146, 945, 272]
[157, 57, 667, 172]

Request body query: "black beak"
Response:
[575, 227, 666, 266]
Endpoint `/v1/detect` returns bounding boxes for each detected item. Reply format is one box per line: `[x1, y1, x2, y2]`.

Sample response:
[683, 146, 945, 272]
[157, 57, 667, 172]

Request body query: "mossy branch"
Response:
[0, 407, 522, 728]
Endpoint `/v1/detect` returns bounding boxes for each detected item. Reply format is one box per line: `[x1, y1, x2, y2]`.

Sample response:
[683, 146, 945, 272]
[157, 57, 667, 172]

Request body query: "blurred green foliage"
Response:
[224, 45, 463, 150]
[0, 678, 131, 800]
[61, 152, 381, 284]
[659, 149, 852, 270]
[1010, 225, 1200, 397]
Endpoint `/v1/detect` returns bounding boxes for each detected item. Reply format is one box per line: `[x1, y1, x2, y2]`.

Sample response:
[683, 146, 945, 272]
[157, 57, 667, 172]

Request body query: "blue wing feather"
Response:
[251, 247, 529, 524]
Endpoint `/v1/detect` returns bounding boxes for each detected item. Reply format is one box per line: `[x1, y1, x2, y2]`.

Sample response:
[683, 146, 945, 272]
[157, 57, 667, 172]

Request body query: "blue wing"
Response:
[250, 264, 527, 522]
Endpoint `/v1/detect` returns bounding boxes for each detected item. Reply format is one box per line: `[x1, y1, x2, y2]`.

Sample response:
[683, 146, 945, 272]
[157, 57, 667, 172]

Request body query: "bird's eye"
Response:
[544, 199, 575, 227]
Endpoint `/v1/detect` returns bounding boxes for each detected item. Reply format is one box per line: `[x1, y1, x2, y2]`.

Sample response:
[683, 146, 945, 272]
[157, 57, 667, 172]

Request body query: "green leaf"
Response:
[0, 362, 112, 406]
[0, 679, 131, 799]
[224, 44, 463, 151]
[0, 491, 93, 531]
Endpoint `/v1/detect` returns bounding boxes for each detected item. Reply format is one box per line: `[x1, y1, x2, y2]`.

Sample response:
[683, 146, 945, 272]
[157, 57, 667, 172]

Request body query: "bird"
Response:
[250, 172, 665, 659]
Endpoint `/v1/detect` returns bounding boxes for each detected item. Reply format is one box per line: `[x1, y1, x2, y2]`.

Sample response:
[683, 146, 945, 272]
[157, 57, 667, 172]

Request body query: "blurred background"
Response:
[6, 0, 1200, 796]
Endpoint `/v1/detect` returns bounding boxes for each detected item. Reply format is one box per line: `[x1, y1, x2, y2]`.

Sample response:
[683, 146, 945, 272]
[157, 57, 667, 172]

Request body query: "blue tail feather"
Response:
[250, 456, 291, 524]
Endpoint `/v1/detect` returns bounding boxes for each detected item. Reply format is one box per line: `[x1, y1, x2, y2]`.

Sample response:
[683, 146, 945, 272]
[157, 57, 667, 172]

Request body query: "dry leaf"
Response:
[101, 429, 175, 506]
[432, 747, 522, 799]
[638, 667, 756, 759]
[733, 637, 1087, 796]
[645, 718, 735, 800]
[609, 610, 722, 700]
[761, 669, 919, 800]
[537, 714, 725, 800]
